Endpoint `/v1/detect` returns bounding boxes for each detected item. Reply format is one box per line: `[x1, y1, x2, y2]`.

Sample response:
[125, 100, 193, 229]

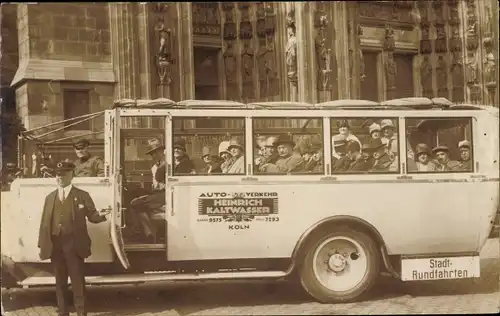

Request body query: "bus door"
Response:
[108, 108, 130, 269]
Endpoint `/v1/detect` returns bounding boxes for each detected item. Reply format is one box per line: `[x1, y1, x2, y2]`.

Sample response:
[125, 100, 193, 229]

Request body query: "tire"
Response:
[299, 226, 380, 303]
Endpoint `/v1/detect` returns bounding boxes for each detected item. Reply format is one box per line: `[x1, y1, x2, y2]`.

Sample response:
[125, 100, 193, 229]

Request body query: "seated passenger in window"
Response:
[381, 119, 398, 158]
[129, 138, 167, 242]
[226, 138, 245, 174]
[202, 146, 222, 174]
[218, 141, 233, 173]
[332, 120, 361, 159]
[259, 134, 304, 174]
[458, 140, 473, 172]
[303, 141, 323, 173]
[431, 145, 461, 172]
[332, 135, 351, 172]
[255, 136, 267, 158]
[72, 139, 105, 177]
[369, 138, 394, 172]
[369, 123, 382, 140]
[173, 137, 196, 175]
[346, 141, 373, 172]
[414, 143, 437, 172]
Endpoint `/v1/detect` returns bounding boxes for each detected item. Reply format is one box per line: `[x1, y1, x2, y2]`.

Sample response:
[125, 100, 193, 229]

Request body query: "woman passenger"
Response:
[414, 143, 436, 172]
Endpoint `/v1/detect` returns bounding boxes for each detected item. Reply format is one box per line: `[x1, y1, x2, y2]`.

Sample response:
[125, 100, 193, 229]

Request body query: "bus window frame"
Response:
[251, 116, 326, 176]
[404, 115, 475, 175]
[329, 116, 402, 175]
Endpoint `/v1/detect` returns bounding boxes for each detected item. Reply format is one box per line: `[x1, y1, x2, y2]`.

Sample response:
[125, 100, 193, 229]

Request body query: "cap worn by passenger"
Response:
[415, 143, 431, 156]
[368, 138, 385, 150]
[458, 140, 470, 149]
[380, 119, 395, 130]
[227, 138, 244, 151]
[369, 123, 381, 135]
[332, 134, 347, 148]
[202, 146, 217, 158]
[256, 136, 267, 148]
[218, 141, 230, 155]
[55, 161, 75, 173]
[173, 137, 187, 151]
[276, 134, 295, 147]
[73, 139, 90, 149]
[431, 145, 449, 155]
[264, 136, 278, 147]
[337, 119, 350, 129]
[146, 138, 165, 155]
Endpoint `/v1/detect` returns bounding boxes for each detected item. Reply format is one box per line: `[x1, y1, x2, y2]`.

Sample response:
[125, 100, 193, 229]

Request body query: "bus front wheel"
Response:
[299, 226, 380, 303]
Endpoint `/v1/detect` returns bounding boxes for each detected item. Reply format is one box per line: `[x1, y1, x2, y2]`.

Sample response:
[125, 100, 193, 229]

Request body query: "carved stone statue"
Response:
[451, 57, 464, 88]
[223, 42, 237, 83]
[385, 54, 397, 88]
[285, 11, 298, 83]
[484, 52, 496, 84]
[466, 52, 478, 84]
[384, 26, 395, 51]
[436, 56, 448, 90]
[420, 56, 433, 92]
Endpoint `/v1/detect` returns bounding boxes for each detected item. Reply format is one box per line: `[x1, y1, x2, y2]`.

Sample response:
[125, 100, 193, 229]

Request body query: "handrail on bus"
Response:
[22, 111, 105, 135]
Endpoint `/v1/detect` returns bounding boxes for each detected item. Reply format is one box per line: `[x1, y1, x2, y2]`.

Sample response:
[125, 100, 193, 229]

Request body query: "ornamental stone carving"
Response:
[285, 10, 298, 85]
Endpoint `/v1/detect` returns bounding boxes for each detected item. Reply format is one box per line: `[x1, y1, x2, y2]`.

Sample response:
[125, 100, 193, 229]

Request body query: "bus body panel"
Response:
[2, 178, 114, 263]
[167, 179, 496, 261]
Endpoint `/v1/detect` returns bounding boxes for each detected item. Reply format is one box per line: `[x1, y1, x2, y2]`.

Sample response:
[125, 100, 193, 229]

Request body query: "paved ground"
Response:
[2, 239, 499, 315]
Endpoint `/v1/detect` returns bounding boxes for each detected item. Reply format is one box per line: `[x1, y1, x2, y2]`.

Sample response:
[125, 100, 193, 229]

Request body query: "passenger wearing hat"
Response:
[331, 134, 351, 172]
[73, 139, 105, 177]
[332, 119, 361, 160]
[260, 134, 304, 174]
[458, 140, 473, 172]
[201, 146, 222, 174]
[130, 138, 168, 243]
[173, 137, 196, 175]
[414, 143, 437, 172]
[226, 138, 245, 174]
[304, 140, 323, 173]
[37, 161, 109, 316]
[255, 136, 279, 170]
[432, 145, 461, 172]
[380, 119, 398, 158]
[369, 138, 394, 172]
[369, 123, 382, 139]
[218, 141, 233, 173]
[346, 141, 373, 172]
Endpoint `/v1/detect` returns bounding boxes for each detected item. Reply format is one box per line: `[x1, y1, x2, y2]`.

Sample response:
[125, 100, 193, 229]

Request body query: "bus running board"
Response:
[19, 270, 288, 288]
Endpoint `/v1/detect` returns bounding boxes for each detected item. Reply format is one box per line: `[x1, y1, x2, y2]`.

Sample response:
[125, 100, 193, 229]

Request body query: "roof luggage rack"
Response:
[112, 98, 177, 109]
[248, 101, 314, 110]
[175, 100, 249, 109]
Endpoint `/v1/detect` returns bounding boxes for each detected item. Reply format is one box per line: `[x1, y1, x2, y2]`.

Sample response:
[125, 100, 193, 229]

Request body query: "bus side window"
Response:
[252, 117, 324, 175]
[171, 117, 246, 176]
[405, 117, 473, 173]
[330, 117, 400, 174]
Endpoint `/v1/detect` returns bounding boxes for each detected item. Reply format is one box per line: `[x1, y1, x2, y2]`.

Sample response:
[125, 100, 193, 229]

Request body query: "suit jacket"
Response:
[38, 186, 106, 261]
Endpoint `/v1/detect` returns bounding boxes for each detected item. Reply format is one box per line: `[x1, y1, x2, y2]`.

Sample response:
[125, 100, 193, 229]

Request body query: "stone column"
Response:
[477, 0, 497, 106]
[109, 3, 141, 99]
[332, 1, 350, 100]
[176, 2, 195, 100]
[284, 3, 298, 102]
[294, 2, 317, 103]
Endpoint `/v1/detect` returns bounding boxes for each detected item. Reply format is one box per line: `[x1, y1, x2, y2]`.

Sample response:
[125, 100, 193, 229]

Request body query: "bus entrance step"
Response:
[19, 270, 288, 288]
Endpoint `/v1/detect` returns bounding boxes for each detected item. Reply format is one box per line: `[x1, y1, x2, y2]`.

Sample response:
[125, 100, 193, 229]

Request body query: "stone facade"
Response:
[1, 1, 498, 138]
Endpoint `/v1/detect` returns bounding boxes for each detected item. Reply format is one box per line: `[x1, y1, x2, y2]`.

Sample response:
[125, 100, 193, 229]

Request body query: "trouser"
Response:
[51, 236, 87, 316]
[130, 190, 166, 237]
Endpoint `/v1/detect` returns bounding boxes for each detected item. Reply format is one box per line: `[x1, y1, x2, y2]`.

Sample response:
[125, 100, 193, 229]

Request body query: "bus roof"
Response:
[111, 97, 492, 111]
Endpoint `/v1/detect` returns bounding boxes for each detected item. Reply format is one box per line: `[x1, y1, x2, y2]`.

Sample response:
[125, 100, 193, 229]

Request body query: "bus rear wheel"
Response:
[299, 227, 380, 303]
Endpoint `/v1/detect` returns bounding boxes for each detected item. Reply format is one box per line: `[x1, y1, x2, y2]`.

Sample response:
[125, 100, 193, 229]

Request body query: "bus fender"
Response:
[288, 215, 400, 278]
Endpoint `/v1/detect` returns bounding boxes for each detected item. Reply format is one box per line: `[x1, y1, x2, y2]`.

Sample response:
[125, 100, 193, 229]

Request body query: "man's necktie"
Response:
[61, 189, 65, 202]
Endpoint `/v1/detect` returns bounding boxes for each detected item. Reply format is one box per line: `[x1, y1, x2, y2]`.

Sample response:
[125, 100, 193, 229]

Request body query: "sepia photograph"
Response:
[1, 1, 499, 315]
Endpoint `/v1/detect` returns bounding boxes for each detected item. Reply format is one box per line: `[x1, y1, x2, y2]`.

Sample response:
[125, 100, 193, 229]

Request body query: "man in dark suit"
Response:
[38, 161, 109, 316]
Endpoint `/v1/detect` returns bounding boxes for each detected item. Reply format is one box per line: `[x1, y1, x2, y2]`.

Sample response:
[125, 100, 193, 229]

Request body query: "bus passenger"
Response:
[72, 139, 105, 177]
[332, 120, 361, 159]
[260, 135, 304, 174]
[381, 119, 398, 158]
[304, 141, 323, 173]
[202, 146, 222, 174]
[255, 136, 267, 158]
[173, 137, 196, 175]
[332, 135, 351, 172]
[130, 138, 167, 243]
[369, 138, 393, 172]
[432, 145, 461, 172]
[263, 136, 279, 164]
[218, 141, 233, 173]
[347, 141, 372, 172]
[226, 138, 245, 174]
[414, 143, 437, 172]
[369, 123, 382, 139]
[458, 140, 473, 171]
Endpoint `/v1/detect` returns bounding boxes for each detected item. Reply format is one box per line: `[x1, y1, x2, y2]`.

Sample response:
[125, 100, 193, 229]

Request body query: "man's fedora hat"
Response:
[54, 161, 75, 174]
[145, 138, 165, 155]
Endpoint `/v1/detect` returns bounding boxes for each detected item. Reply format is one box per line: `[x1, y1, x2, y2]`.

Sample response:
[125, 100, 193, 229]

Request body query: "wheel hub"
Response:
[328, 253, 346, 272]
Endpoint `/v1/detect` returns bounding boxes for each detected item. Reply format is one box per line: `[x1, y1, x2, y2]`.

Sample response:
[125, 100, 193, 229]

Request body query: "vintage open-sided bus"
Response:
[2, 97, 499, 303]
